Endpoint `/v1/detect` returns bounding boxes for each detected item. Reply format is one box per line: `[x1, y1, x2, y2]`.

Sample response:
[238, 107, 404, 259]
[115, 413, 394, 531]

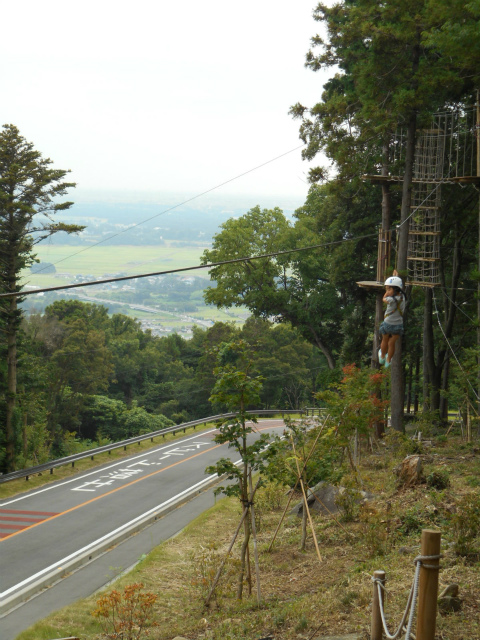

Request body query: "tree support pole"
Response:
[292, 437, 322, 562]
[249, 471, 262, 605]
[267, 420, 327, 552]
[476, 89, 480, 417]
[205, 479, 261, 607]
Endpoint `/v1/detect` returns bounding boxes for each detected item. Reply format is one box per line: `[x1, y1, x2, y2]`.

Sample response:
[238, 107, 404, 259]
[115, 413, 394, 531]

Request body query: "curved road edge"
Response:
[0, 471, 224, 617]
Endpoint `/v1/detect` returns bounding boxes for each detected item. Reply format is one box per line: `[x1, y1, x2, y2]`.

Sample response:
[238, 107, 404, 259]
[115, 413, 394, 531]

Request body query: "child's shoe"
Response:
[378, 348, 385, 365]
[384, 356, 391, 369]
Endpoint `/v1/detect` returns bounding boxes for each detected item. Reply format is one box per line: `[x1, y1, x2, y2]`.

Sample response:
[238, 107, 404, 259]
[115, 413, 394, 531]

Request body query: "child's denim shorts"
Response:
[379, 321, 404, 336]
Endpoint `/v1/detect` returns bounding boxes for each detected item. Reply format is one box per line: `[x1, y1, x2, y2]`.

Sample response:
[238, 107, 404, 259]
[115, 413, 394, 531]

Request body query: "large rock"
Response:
[290, 482, 373, 517]
[394, 455, 424, 487]
[438, 583, 462, 613]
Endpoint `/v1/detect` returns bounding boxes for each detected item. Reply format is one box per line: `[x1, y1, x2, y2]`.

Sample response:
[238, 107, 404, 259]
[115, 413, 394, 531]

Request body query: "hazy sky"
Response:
[2, 0, 331, 209]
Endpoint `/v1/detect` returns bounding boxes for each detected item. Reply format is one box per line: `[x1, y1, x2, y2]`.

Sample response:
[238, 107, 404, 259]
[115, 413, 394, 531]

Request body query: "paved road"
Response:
[0, 420, 285, 638]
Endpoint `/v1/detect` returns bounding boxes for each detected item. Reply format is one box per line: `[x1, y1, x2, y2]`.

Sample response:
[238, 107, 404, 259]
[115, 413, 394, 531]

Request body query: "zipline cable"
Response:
[0, 233, 378, 299]
[432, 288, 480, 402]
[31, 144, 306, 275]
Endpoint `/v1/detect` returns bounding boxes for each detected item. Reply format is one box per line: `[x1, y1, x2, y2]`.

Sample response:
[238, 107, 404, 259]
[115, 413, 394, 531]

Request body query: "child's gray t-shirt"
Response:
[384, 295, 405, 324]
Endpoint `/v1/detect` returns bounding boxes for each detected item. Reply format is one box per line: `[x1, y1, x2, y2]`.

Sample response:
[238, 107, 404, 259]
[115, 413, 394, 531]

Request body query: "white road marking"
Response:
[0, 431, 218, 506]
[0, 474, 218, 600]
[0, 422, 283, 505]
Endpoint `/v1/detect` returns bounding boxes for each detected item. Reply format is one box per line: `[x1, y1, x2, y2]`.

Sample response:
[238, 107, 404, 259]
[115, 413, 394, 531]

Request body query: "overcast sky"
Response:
[2, 1, 332, 209]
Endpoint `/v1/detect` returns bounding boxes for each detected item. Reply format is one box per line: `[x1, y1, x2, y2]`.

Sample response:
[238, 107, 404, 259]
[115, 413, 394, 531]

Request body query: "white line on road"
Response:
[0, 473, 219, 600]
[0, 431, 218, 506]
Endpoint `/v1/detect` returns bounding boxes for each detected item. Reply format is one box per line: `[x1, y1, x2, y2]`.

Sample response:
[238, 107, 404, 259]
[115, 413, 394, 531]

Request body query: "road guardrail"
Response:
[0, 408, 323, 484]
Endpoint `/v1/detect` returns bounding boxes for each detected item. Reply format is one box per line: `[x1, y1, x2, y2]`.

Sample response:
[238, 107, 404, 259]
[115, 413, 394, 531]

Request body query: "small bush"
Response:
[341, 591, 359, 608]
[335, 479, 361, 522]
[426, 470, 451, 490]
[399, 507, 425, 536]
[91, 582, 157, 640]
[451, 493, 480, 557]
[294, 615, 308, 632]
[384, 429, 421, 458]
[359, 504, 394, 556]
[189, 542, 238, 602]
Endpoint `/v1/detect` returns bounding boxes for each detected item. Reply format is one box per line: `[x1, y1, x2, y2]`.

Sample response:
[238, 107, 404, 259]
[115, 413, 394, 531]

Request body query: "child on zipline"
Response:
[378, 271, 405, 368]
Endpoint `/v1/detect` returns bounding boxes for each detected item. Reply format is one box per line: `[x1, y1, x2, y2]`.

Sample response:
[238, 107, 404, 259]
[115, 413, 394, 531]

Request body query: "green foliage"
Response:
[202, 195, 378, 371]
[293, 0, 469, 180]
[5, 297, 326, 469]
[334, 477, 362, 522]
[426, 469, 451, 490]
[264, 418, 343, 490]
[316, 365, 387, 447]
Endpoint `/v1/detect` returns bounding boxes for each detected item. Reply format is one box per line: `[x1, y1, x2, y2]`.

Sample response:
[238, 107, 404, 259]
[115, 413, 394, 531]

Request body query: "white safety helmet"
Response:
[384, 276, 403, 289]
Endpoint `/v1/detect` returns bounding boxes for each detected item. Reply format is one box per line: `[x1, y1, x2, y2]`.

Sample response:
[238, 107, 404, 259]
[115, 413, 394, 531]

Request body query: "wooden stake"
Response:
[267, 419, 328, 552]
[249, 471, 261, 605]
[415, 529, 441, 640]
[205, 479, 261, 606]
[292, 437, 322, 562]
[371, 570, 386, 640]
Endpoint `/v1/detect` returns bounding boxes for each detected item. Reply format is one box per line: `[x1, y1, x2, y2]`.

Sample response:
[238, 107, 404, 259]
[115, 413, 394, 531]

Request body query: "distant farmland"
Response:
[22, 242, 248, 336]
[28, 241, 211, 280]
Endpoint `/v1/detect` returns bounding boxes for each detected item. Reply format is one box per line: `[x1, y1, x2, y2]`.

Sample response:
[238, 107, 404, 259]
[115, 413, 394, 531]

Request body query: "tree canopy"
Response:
[0, 125, 83, 471]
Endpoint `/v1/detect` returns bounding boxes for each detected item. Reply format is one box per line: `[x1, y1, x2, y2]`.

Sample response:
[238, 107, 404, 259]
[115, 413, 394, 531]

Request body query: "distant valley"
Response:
[21, 194, 279, 336]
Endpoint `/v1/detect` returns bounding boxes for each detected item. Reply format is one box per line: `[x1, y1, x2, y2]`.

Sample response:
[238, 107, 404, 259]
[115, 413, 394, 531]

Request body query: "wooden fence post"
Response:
[371, 570, 385, 640]
[416, 529, 441, 640]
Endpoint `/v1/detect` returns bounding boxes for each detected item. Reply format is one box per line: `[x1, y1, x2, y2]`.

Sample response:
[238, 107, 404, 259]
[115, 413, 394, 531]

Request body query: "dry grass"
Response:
[13, 431, 480, 640]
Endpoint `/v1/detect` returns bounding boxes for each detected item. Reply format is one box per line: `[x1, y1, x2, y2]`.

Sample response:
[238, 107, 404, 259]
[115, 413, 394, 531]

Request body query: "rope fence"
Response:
[371, 529, 441, 640]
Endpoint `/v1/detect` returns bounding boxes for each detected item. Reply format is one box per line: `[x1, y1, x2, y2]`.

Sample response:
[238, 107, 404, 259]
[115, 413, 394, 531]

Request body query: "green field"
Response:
[28, 241, 210, 280]
[22, 242, 248, 334]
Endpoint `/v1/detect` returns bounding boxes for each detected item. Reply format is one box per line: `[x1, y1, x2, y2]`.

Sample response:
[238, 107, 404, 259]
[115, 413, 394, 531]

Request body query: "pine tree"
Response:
[0, 124, 83, 472]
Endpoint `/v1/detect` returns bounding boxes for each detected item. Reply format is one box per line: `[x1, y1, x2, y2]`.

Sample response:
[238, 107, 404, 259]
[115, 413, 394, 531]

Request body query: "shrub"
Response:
[189, 542, 238, 602]
[426, 469, 451, 490]
[399, 507, 425, 536]
[92, 582, 158, 639]
[451, 493, 480, 557]
[335, 478, 361, 522]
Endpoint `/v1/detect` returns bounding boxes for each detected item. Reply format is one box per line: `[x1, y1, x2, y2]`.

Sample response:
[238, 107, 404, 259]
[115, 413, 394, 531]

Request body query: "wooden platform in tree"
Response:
[356, 280, 385, 291]
[363, 174, 480, 186]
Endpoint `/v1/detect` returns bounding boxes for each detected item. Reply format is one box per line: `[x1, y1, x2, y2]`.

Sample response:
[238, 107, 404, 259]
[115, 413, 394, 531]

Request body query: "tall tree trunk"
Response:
[372, 146, 391, 437]
[309, 326, 336, 370]
[406, 358, 413, 414]
[440, 354, 450, 421]
[423, 288, 435, 411]
[414, 355, 420, 414]
[5, 295, 18, 472]
[391, 116, 417, 431]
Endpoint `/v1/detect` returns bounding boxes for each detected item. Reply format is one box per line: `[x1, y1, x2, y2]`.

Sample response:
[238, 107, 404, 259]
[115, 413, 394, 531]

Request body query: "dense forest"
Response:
[2, 0, 480, 472]
[2, 299, 324, 470]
